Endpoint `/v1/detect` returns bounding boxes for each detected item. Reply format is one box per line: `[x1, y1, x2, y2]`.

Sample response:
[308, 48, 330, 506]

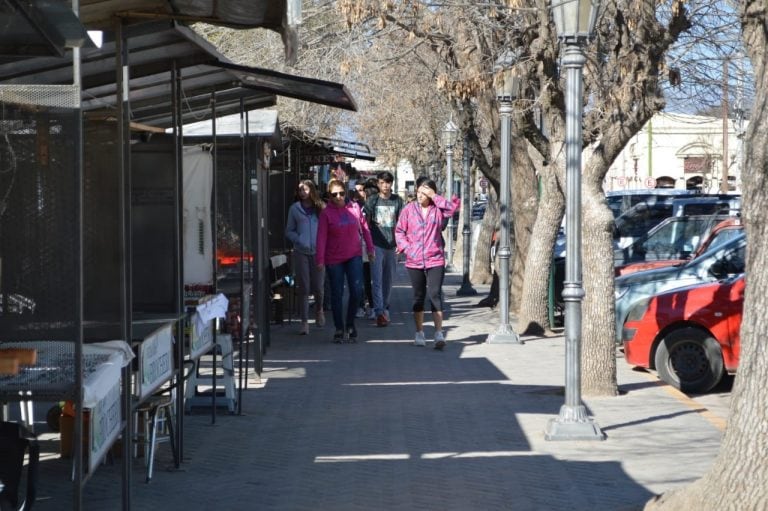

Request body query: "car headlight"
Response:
[625, 297, 651, 324]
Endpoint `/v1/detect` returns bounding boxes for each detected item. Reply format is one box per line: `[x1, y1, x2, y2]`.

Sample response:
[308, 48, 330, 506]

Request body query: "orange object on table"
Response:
[0, 354, 20, 375]
[0, 348, 37, 366]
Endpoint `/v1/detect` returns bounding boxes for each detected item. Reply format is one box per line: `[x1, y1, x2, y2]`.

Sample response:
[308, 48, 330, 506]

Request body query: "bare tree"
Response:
[644, 1, 768, 508]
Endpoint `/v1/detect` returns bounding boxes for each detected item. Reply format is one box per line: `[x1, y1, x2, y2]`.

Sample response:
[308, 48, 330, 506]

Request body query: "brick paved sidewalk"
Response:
[30, 263, 724, 510]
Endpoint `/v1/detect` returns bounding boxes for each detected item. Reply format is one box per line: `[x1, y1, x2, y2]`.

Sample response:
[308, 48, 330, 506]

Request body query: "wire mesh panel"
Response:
[0, 85, 81, 341]
[83, 119, 122, 331]
[131, 137, 179, 313]
[216, 144, 250, 280]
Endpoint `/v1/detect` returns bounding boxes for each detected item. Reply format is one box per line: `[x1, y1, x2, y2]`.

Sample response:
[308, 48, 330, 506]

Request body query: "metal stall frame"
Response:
[1, 15, 356, 511]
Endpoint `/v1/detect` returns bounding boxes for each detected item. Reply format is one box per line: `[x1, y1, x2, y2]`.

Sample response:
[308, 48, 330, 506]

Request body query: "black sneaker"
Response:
[347, 326, 358, 342]
[333, 330, 344, 343]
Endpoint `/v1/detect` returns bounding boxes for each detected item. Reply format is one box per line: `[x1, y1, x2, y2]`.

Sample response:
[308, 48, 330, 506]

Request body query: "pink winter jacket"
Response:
[395, 194, 459, 269]
[316, 200, 374, 266]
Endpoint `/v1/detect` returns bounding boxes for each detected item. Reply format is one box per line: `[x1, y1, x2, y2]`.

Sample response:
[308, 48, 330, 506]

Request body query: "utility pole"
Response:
[722, 59, 729, 194]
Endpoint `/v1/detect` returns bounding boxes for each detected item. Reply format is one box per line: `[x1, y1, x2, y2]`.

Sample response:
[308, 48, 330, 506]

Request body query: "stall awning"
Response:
[179, 109, 282, 146]
[0, 0, 95, 60]
[314, 137, 376, 161]
[79, 0, 301, 64]
[0, 0, 300, 64]
[0, 21, 356, 129]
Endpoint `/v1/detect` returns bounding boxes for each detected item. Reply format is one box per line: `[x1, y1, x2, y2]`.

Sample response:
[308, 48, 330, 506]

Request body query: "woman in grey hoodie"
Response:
[285, 180, 326, 334]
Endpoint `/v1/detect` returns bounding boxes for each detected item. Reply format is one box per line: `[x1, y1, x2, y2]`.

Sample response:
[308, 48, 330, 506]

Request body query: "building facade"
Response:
[605, 112, 746, 193]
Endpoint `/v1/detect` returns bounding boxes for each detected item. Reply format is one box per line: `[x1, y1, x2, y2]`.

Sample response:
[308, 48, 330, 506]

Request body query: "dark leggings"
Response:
[407, 266, 445, 313]
[361, 261, 373, 308]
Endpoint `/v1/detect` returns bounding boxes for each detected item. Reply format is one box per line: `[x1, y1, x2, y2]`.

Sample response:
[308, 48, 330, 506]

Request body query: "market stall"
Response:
[1, 4, 356, 509]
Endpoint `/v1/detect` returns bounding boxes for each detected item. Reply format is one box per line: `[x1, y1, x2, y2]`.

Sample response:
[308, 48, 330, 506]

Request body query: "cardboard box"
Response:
[59, 412, 89, 459]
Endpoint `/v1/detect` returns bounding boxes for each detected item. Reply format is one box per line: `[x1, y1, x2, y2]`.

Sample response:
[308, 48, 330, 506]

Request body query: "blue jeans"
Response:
[326, 256, 363, 331]
[372, 246, 397, 315]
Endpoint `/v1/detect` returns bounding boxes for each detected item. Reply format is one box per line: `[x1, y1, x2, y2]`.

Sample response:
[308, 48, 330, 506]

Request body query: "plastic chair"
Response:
[0, 421, 38, 511]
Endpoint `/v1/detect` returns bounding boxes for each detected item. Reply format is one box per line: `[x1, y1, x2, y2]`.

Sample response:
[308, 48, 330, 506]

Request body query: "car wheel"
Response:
[654, 328, 724, 393]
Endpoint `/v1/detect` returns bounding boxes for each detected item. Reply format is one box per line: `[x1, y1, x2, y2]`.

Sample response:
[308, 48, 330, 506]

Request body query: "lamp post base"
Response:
[544, 404, 605, 441]
[485, 325, 523, 344]
[457, 277, 477, 296]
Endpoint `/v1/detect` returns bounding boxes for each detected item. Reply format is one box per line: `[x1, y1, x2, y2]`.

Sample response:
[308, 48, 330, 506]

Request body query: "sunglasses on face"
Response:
[330, 191, 346, 198]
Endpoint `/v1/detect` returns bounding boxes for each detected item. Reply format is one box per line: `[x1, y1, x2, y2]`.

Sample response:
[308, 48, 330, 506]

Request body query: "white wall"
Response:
[604, 112, 746, 193]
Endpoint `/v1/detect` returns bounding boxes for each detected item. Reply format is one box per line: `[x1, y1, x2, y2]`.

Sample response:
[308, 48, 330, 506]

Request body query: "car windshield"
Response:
[688, 232, 746, 274]
[623, 215, 728, 264]
[615, 204, 673, 240]
[703, 227, 743, 253]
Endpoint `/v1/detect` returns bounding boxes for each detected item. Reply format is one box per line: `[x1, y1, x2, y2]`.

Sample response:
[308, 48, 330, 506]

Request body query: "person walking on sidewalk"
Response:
[364, 171, 404, 327]
[395, 177, 459, 349]
[353, 182, 376, 319]
[285, 180, 326, 335]
[316, 179, 375, 343]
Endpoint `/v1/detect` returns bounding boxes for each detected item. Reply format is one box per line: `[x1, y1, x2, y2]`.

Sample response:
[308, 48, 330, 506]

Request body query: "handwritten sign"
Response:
[188, 318, 213, 360]
[138, 323, 174, 399]
[90, 380, 121, 472]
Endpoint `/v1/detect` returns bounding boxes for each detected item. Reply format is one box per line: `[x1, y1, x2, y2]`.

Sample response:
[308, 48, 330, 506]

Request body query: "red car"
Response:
[622, 274, 744, 393]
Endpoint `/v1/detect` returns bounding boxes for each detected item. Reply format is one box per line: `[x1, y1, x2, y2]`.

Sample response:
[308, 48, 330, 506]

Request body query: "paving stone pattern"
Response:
[31, 265, 723, 510]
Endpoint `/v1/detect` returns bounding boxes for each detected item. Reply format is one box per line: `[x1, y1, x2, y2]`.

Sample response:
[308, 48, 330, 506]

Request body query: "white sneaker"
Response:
[366, 308, 376, 320]
[434, 330, 446, 350]
[414, 331, 426, 347]
[356, 307, 365, 318]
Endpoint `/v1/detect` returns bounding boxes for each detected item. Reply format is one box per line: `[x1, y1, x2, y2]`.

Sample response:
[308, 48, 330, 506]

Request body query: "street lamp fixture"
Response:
[486, 49, 522, 345]
[551, 0, 600, 44]
[441, 119, 459, 149]
[545, 0, 605, 441]
[441, 118, 459, 272]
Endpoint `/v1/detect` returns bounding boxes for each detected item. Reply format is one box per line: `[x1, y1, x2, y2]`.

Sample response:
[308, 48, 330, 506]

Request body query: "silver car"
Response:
[614, 232, 746, 342]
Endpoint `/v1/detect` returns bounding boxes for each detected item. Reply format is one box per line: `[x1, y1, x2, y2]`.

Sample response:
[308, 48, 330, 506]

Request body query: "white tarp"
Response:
[183, 146, 214, 285]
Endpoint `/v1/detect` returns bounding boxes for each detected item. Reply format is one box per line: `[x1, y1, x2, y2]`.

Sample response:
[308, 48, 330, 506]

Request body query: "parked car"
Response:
[614, 232, 746, 343]
[616, 216, 743, 276]
[613, 194, 740, 253]
[606, 188, 697, 219]
[622, 274, 744, 393]
[554, 194, 739, 259]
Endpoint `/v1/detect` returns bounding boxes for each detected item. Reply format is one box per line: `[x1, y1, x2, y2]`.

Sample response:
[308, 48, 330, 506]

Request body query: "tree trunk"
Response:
[516, 163, 564, 336]
[580, 176, 618, 397]
[510, 131, 539, 313]
[645, 2, 768, 508]
[471, 187, 498, 285]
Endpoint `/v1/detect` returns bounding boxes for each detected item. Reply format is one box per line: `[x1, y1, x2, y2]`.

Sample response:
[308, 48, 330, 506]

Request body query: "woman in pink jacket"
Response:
[395, 177, 459, 350]
[316, 179, 375, 343]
